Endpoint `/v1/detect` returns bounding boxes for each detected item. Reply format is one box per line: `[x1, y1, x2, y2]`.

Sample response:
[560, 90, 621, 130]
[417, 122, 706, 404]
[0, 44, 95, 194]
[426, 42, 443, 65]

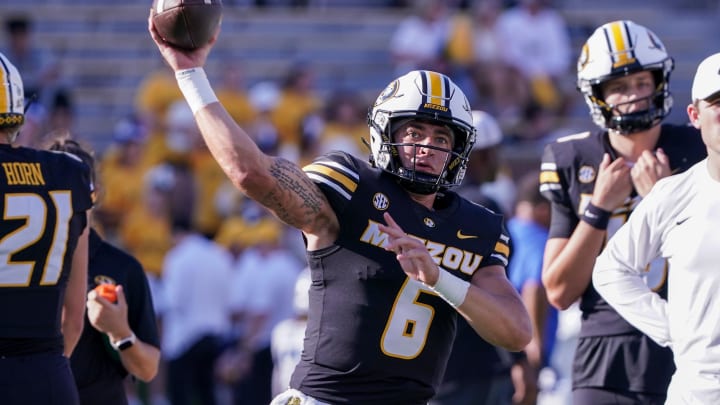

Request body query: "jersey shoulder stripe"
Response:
[303, 153, 360, 201]
[554, 131, 592, 143]
[491, 232, 511, 266]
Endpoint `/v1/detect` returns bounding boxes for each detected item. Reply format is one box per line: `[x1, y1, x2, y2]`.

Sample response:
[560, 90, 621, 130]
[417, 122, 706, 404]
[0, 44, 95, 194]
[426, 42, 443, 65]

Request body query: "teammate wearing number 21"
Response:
[0, 51, 93, 405]
[149, 16, 531, 405]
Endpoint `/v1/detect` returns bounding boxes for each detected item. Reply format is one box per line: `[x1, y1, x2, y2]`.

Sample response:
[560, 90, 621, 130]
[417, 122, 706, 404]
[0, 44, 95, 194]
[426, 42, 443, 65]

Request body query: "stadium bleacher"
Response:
[1, 2, 717, 155]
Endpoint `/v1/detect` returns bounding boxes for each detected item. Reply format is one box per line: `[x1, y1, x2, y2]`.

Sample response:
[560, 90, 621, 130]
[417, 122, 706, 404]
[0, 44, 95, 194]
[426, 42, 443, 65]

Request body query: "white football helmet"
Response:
[0, 52, 25, 140]
[577, 20, 673, 134]
[367, 70, 475, 194]
[471, 110, 502, 150]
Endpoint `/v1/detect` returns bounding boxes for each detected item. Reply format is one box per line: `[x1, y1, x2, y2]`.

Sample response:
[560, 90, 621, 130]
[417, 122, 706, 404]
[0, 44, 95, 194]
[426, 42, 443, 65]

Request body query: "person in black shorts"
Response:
[47, 136, 161, 405]
[539, 20, 707, 404]
[0, 51, 92, 405]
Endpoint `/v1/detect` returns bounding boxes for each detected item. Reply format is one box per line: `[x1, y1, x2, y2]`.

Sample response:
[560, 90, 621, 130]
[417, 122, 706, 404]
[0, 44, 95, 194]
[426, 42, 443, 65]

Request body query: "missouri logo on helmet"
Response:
[0, 52, 25, 129]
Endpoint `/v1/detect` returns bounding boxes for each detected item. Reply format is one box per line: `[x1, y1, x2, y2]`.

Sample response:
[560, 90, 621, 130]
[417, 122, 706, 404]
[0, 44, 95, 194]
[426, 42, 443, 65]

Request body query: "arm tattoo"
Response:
[261, 158, 325, 228]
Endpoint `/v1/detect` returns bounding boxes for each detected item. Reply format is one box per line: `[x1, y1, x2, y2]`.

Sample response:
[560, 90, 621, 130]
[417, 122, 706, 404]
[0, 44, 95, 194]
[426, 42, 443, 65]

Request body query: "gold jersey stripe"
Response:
[494, 241, 510, 258]
[540, 170, 560, 184]
[303, 163, 358, 192]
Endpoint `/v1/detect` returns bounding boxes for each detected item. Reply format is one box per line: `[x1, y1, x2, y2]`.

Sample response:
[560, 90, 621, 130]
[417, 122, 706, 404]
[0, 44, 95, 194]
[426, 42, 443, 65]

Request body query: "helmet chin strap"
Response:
[603, 91, 665, 135]
[609, 112, 658, 135]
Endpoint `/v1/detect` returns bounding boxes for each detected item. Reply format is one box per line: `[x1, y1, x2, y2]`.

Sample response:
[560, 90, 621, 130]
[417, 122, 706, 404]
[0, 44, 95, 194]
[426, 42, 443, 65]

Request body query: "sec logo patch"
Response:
[578, 165, 596, 183]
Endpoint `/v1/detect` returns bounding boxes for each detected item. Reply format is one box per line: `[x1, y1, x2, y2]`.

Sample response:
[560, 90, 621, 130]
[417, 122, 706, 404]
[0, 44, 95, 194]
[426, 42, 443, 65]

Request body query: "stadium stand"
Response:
[1, 2, 717, 157]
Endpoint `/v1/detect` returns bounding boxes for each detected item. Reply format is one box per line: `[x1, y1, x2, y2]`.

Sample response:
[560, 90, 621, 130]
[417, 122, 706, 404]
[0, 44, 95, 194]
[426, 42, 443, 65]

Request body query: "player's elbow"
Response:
[61, 315, 84, 354]
[131, 346, 161, 382]
[134, 364, 159, 383]
[508, 330, 533, 352]
[500, 321, 533, 352]
[231, 164, 273, 197]
[545, 288, 575, 311]
[63, 318, 84, 338]
[542, 275, 575, 310]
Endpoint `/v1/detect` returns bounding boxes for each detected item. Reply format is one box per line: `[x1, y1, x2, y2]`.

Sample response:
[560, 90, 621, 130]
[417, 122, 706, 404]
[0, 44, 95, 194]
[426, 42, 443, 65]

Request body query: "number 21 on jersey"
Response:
[0, 192, 73, 286]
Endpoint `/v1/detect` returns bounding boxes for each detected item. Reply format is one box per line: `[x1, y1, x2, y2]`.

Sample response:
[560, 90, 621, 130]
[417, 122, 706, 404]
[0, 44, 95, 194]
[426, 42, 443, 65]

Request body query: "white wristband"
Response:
[175, 67, 218, 114]
[429, 268, 470, 308]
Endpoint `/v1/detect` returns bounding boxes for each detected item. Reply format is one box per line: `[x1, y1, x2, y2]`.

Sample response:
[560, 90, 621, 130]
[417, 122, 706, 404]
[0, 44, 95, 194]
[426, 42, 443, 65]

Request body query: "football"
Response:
[151, 0, 223, 50]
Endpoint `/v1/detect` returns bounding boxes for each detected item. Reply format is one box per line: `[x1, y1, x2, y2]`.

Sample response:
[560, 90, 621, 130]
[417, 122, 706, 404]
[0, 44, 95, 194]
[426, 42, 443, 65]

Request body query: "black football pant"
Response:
[0, 351, 79, 405]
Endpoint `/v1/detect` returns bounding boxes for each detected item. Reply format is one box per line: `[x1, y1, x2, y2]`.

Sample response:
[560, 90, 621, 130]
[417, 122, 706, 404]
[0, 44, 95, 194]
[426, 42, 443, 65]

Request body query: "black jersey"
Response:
[540, 124, 705, 336]
[539, 124, 706, 392]
[70, 228, 160, 405]
[0, 144, 92, 354]
[292, 152, 510, 405]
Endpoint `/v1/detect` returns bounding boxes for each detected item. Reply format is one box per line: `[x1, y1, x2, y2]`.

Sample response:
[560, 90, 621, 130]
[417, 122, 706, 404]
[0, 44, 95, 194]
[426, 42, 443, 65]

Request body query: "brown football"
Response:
[151, 0, 223, 50]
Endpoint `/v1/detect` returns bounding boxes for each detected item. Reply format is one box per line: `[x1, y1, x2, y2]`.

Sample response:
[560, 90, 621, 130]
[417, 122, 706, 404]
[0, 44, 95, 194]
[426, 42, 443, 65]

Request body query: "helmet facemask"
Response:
[583, 64, 673, 135]
[368, 70, 475, 195]
[577, 20, 674, 135]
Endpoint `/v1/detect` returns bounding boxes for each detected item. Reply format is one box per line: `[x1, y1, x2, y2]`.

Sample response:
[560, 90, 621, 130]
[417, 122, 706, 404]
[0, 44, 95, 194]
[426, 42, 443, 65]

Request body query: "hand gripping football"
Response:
[151, 0, 223, 50]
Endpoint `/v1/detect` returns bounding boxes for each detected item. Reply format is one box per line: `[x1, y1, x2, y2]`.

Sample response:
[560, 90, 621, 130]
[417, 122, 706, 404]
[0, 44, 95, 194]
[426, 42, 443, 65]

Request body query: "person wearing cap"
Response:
[538, 21, 707, 404]
[593, 52, 720, 404]
[0, 51, 92, 404]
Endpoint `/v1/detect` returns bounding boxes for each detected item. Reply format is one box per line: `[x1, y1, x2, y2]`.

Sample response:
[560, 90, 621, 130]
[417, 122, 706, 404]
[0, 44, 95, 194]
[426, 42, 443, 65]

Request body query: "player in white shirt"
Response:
[593, 52, 720, 404]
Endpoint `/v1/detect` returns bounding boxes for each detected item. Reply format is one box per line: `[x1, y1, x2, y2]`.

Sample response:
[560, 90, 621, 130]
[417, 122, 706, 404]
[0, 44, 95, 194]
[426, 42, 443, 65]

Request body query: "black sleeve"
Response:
[125, 259, 160, 349]
[540, 143, 577, 239]
[302, 151, 361, 217]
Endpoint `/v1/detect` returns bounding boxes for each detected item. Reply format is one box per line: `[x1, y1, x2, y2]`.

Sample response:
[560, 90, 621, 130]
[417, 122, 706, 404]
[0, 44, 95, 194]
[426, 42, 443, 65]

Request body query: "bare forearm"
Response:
[195, 103, 269, 193]
[63, 227, 89, 356]
[460, 277, 532, 351]
[119, 341, 161, 382]
[61, 312, 83, 357]
[542, 225, 606, 309]
[523, 283, 548, 367]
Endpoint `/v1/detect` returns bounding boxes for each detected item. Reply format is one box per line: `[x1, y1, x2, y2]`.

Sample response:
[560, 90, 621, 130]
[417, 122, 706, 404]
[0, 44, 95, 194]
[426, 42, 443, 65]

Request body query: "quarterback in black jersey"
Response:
[150, 18, 532, 405]
[540, 21, 707, 404]
[0, 52, 92, 404]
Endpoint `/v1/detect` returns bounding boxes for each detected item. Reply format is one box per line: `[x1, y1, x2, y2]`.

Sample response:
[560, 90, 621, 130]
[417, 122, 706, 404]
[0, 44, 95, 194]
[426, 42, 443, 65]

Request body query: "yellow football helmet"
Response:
[577, 20, 673, 134]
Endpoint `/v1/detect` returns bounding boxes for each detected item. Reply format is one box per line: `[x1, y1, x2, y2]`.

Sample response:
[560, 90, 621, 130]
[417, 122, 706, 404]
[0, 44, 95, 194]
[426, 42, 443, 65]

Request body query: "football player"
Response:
[149, 17, 531, 405]
[0, 51, 92, 404]
[539, 20, 707, 404]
